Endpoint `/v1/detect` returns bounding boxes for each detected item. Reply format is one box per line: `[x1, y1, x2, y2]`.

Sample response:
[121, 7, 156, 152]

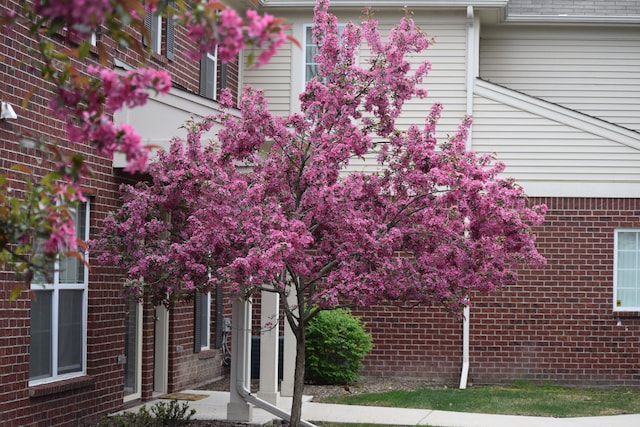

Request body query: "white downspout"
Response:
[460, 5, 477, 390]
[465, 4, 476, 151]
[232, 299, 317, 427]
[459, 304, 470, 389]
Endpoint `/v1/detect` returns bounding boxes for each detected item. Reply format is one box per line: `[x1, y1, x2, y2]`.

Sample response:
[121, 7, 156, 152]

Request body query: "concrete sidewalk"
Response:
[126, 389, 640, 427]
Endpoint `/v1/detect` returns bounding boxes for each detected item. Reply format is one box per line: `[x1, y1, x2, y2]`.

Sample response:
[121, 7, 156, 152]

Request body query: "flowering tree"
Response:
[0, 0, 288, 295]
[95, 0, 546, 424]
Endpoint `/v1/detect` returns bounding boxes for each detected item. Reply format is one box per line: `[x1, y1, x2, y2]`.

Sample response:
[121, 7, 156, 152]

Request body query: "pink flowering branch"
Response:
[0, 0, 290, 291]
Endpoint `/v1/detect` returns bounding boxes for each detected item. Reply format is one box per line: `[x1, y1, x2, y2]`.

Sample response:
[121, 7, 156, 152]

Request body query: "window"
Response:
[194, 291, 211, 352]
[199, 52, 218, 100]
[144, 1, 175, 60]
[303, 25, 319, 83]
[303, 23, 345, 84]
[614, 229, 640, 311]
[30, 201, 89, 383]
[144, 10, 162, 54]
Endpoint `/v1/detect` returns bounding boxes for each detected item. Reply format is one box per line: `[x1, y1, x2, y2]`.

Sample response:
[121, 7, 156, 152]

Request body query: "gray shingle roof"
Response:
[508, 0, 640, 17]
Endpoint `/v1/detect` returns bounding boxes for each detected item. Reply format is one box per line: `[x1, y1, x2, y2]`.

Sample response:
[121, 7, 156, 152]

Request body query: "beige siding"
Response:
[479, 25, 640, 132]
[241, 25, 293, 117]
[472, 92, 640, 197]
[348, 10, 469, 171]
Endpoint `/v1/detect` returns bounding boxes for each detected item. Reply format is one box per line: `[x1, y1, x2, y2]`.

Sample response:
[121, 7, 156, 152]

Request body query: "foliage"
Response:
[0, 0, 288, 295]
[95, 399, 195, 427]
[150, 400, 196, 425]
[324, 382, 640, 418]
[0, 149, 87, 292]
[305, 308, 373, 385]
[96, 0, 546, 424]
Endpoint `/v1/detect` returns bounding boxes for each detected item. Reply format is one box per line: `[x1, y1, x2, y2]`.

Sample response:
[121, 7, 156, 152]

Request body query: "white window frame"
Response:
[151, 13, 162, 54]
[613, 229, 640, 311]
[200, 292, 211, 351]
[123, 300, 143, 402]
[206, 51, 218, 101]
[29, 201, 89, 385]
[302, 23, 346, 87]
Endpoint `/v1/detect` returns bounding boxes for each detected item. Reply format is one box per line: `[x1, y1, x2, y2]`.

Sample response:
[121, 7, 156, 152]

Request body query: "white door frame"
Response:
[154, 306, 169, 394]
[124, 302, 143, 402]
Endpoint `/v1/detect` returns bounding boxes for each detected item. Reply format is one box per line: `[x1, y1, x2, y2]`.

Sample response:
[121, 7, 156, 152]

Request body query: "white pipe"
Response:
[459, 304, 470, 389]
[460, 4, 477, 391]
[465, 5, 476, 152]
[234, 299, 317, 427]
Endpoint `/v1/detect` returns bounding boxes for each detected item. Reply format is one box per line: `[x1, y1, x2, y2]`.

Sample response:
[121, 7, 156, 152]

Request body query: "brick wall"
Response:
[168, 296, 229, 393]
[355, 197, 640, 388]
[0, 1, 241, 425]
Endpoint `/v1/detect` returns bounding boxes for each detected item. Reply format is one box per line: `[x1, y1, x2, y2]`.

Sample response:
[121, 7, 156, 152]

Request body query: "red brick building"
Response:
[355, 197, 640, 387]
[3, 0, 640, 425]
[0, 1, 238, 425]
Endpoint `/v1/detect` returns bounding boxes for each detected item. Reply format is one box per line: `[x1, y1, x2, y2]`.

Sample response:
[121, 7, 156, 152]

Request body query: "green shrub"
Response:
[305, 308, 373, 385]
[151, 400, 196, 425]
[95, 400, 195, 426]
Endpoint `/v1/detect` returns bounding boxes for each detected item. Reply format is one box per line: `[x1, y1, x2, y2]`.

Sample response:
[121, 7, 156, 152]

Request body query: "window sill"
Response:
[198, 349, 218, 360]
[614, 311, 640, 318]
[29, 375, 94, 398]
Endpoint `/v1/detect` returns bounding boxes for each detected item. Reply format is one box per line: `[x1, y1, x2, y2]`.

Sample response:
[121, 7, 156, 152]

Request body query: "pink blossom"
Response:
[97, 0, 545, 312]
[34, 0, 111, 35]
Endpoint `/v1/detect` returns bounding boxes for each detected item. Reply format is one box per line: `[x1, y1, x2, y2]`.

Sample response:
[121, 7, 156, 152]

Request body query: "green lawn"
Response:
[315, 424, 413, 427]
[321, 382, 640, 417]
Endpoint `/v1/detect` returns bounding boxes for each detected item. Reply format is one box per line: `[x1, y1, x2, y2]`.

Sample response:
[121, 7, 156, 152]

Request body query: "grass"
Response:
[321, 381, 640, 417]
[315, 424, 412, 427]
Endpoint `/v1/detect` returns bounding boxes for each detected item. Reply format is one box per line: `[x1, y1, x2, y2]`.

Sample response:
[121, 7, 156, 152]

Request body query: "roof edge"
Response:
[256, 0, 508, 9]
[504, 14, 640, 24]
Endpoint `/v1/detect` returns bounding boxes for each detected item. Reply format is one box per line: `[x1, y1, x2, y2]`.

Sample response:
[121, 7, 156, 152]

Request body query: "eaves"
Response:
[253, 0, 508, 9]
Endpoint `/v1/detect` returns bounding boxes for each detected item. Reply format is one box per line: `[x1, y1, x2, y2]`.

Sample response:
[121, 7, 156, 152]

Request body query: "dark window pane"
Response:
[199, 293, 209, 347]
[124, 299, 139, 396]
[30, 291, 52, 380]
[58, 290, 83, 374]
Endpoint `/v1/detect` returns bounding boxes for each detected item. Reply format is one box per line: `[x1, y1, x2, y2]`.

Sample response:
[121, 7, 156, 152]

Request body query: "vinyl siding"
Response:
[472, 92, 640, 197]
[241, 27, 293, 117]
[479, 25, 640, 132]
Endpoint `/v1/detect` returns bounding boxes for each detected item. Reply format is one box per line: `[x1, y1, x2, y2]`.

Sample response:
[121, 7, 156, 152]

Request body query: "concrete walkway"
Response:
[126, 389, 640, 427]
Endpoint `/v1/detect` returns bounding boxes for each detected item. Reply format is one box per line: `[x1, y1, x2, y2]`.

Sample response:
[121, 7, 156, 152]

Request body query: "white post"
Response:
[258, 290, 280, 405]
[227, 299, 253, 421]
[280, 289, 297, 397]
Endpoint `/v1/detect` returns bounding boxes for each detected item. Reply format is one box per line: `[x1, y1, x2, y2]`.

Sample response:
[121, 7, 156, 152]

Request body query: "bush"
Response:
[95, 400, 195, 426]
[305, 308, 373, 385]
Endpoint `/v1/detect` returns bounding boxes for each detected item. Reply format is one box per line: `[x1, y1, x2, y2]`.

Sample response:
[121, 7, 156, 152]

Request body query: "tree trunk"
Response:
[289, 325, 306, 426]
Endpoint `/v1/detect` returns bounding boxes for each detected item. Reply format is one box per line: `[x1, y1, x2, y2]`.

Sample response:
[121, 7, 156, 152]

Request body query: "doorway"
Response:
[153, 306, 169, 394]
[123, 299, 142, 401]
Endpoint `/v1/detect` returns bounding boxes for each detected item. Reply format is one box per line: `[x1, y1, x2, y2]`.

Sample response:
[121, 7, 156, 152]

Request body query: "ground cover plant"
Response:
[323, 382, 640, 417]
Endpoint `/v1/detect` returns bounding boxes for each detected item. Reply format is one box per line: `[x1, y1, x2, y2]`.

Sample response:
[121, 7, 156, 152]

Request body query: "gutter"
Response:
[504, 15, 640, 25]
[256, 0, 508, 9]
